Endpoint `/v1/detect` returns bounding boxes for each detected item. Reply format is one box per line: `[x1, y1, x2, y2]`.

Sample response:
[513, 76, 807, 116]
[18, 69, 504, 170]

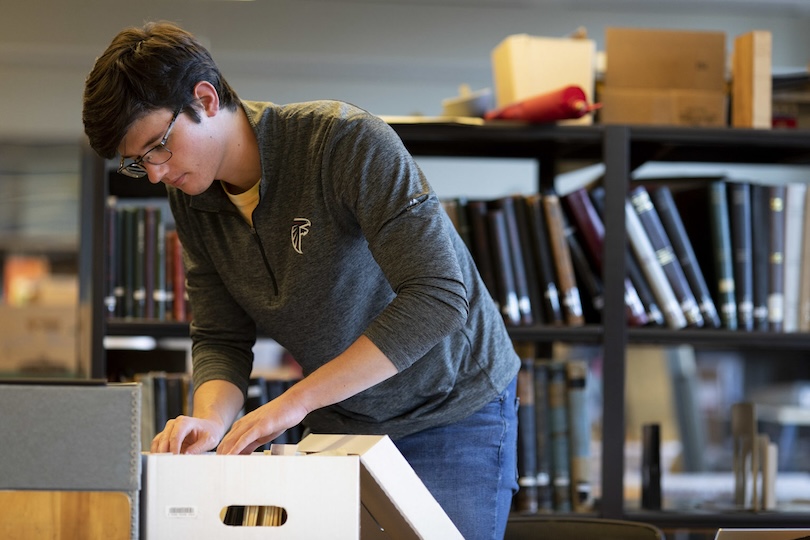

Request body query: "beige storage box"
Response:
[491, 33, 596, 125]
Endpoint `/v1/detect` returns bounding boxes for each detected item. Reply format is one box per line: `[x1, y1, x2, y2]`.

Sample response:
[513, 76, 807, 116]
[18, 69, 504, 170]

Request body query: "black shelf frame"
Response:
[86, 119, 810, 529]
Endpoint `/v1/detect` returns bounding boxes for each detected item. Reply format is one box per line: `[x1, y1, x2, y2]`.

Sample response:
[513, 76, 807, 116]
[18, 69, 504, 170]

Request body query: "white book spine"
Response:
[626, 200, 687, 329]
[782, 182, 807, 332]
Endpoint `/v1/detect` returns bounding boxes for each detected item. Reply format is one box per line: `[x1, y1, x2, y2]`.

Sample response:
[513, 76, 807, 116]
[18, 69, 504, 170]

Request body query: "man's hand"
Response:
[151, 416, 227, 454]
[151, 379, 244, 454]
[216, 396, 309, 455]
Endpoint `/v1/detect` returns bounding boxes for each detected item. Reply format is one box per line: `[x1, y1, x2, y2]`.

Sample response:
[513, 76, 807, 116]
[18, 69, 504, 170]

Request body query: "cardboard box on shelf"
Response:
[140, 434, 463, 540]
[605, 27, 727, 92]
[599, 87, 728, 127]
[491, 33, 596, 125]
[0, 304, 78, 376]
[602, 27, 728, 126]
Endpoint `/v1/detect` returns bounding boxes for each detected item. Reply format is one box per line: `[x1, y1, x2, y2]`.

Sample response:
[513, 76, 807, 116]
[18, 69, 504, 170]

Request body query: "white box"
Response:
[491, 33, 596, 125]
[141, 434, 463, 539]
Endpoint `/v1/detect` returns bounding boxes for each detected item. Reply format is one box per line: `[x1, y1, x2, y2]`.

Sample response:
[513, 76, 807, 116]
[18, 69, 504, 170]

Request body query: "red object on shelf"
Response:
[484, 85, 601, 123]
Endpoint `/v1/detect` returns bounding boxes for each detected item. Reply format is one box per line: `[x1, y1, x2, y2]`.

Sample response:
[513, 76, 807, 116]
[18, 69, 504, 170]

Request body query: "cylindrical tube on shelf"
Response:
[641, 423, 662, 510]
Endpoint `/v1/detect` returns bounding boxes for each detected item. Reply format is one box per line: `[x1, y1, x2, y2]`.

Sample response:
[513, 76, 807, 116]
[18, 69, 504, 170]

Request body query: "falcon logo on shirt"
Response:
[291, 218, 311, 254]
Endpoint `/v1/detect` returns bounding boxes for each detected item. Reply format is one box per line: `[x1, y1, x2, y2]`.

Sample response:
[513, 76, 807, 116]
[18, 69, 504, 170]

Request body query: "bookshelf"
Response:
[80, 120, 810, 532]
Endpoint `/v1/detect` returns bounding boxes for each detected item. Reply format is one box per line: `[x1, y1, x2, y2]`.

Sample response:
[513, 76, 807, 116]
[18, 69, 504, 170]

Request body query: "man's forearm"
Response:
[283, 334, 398, 415]
[192, 379, 245, 429]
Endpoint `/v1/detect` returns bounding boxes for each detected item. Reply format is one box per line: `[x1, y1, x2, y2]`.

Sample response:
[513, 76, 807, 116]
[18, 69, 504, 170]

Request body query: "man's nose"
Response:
[144, 161, 170, 184]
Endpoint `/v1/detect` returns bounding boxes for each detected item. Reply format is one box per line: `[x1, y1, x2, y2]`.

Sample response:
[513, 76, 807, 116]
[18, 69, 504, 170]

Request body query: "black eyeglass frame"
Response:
[117, 108, 181, 178]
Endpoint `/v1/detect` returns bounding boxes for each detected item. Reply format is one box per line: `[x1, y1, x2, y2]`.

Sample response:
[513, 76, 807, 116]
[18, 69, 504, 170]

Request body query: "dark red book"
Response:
[564, 187, 648, 326]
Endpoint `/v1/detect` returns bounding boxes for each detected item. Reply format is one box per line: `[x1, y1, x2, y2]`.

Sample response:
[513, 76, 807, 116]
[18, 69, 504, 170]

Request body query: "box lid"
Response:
[0, 381, 141, 491]
[298, 434, 463, 539]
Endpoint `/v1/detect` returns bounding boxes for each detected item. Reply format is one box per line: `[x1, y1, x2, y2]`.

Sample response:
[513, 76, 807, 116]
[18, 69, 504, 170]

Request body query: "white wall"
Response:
[2, 0, 809, 196]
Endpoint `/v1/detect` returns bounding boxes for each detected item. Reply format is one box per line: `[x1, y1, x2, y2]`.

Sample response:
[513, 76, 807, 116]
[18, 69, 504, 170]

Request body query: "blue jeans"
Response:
[393, 376, 518, 540]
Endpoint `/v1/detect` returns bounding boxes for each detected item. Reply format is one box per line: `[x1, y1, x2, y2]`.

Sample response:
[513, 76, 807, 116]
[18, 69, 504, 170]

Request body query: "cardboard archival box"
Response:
[0, 305, 78, 376]
[0, 382, 142, 540]
[491, 33, 596, 125]
[602, 27, 728, 126]
[599, 87, 727, 127]
[141, 433, 463, 539]
[605, 27, 726, 92]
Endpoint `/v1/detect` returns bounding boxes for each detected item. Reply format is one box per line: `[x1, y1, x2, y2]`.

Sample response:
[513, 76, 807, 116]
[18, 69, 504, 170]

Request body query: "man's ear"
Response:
[193, 81, 220, 117]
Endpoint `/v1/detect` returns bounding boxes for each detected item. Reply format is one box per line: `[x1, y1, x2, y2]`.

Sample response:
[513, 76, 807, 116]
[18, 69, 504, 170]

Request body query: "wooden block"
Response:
[0, 491, 131, 540]
[733, 30, 772, 128]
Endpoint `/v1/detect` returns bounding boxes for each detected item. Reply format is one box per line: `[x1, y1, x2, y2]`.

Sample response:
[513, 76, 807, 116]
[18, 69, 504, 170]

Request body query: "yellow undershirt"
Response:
[222, 180, 260, 226]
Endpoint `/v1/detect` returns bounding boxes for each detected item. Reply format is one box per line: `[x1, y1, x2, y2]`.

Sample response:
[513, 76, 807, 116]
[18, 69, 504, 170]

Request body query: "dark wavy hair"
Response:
[83, 21, 239, 159]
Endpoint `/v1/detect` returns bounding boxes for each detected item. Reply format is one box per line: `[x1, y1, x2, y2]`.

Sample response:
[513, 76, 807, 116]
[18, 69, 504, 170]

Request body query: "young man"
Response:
[83, 21, 520, 539]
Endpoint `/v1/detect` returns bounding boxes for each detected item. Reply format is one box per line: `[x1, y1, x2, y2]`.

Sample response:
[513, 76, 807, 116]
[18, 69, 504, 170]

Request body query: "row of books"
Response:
[105, 204, 190, 322]
[443, 177, 810, 332]
[648, 178, 810, 332]
[512, 346, 593, 514]
[129, 371, 304, 453]
[443, 190, 647, 328]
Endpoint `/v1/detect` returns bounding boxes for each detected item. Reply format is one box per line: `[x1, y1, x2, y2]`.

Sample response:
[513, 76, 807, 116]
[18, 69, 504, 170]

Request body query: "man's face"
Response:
[118, 107, 221, 195]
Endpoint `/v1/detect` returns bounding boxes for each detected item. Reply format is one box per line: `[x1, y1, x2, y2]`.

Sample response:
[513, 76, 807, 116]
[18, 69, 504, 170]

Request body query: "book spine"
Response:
[525, 194, 564, 325]
[768, 185, 787, 332]
[486, 209, 522, 326]
[630, 185, 704, 327]
[709, 181, 738, 330]
[453, 197, 473, 253]
[514, 344, 539, 514]
[562, 187, 605, 272]
[143, 207, 157, 320]
[533, 358, 553, 511]
[168, 230, 188, 322]
[728, 182, 754, 331]
[105, 204, 118, 318]
[151, 371, 169, 435]
[627, 250, 665, 327]
[153, 207, 168, 321]
[782, 183, 807, 332]
[546, 360, 571, 512]
[565, 187, 647, 326]
[492, 196, 534, 325]
[591, 186, 662, 326]
[133, 206, 147, 319]
[566, 359, 591, 512]
[564, 217, 604, 322]
[466, 200, 500, 309]
[165, 373, 185, 420]
[799, 187, 810, 331]
[512, 195, 545, 324]
[652, 186, 721, 329]
[750, 184, 771, 331]
[120, 207, 136, 318]
[543, 193, 585, 326]
[625, 199, 687, 329]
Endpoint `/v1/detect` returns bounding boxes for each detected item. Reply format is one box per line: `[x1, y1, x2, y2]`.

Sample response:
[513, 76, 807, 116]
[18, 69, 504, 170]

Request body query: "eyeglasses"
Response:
[117, 108, 181, 178]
